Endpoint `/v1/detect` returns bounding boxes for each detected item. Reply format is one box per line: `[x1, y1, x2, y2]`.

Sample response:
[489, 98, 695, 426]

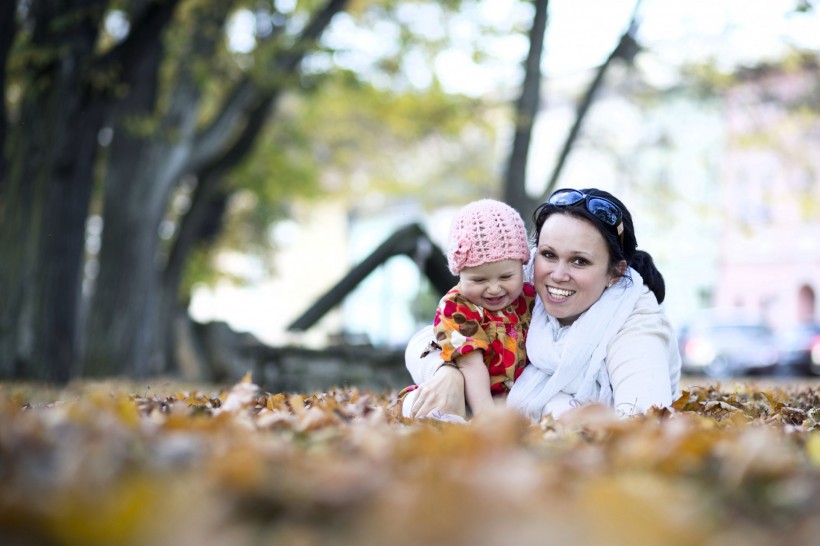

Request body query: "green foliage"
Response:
[182, 244, 227, 295]
[299, 69, 498, 203]
[680, 49, 820, 101]
[49, 4, 106, 35]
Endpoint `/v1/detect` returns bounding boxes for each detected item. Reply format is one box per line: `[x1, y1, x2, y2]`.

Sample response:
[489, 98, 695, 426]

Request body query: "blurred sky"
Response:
[317, 0, 820, 95]
[193, 0, 820, 346]
[542, 0, 817, 79]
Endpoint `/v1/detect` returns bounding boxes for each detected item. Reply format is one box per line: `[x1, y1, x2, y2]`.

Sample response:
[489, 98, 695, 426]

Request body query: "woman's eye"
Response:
[540, 251, 556, 259]
[573, 258, 589, 266]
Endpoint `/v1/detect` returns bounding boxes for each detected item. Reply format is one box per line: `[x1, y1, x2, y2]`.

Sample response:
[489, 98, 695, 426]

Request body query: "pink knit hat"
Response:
[447, 199, 530, 275]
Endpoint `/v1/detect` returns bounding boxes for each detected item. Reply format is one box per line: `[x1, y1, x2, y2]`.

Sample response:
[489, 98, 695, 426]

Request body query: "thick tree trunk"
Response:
[86, 0, 350, 377]
[2, 0, 352, 379]
[503, 0, 549, 223]
[83, 86, 203, 377]
[0, 0, 107, 381]
[84, 1, 234, 377]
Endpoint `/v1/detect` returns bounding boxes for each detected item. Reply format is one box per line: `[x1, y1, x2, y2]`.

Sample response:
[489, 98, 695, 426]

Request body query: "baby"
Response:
[403, 199, 535, 418]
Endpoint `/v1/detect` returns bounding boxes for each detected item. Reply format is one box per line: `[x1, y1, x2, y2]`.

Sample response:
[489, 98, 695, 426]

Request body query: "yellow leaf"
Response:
[806, 434, 820, 466]
[48, 476, 166, 546]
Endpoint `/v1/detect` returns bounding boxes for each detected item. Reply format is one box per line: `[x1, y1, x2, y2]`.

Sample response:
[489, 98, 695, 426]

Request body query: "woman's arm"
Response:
[405, 325, 450, 383]
[606, 291, 680, 416]
[404, 325, 467, 418]
[406, 365, 467, 418]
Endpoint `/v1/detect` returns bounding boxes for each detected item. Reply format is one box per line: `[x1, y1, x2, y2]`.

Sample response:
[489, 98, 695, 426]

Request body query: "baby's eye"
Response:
[500, 275, 512, 280]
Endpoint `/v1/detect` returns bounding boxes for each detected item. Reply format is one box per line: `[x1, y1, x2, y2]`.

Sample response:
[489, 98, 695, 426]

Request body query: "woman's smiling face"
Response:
[533, 213, 623, 326]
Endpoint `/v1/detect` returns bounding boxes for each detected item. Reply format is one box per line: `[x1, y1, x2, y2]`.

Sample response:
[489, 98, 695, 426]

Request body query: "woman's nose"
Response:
[550, 262, 570, 281]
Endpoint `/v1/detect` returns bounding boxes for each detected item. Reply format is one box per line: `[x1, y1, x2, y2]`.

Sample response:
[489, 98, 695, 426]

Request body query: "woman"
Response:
[404, 188, 681, 420]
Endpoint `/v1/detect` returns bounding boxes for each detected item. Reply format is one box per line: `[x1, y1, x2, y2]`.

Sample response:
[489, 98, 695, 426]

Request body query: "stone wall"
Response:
[245, 344, 410, 394]
[176, 318, 409, 393]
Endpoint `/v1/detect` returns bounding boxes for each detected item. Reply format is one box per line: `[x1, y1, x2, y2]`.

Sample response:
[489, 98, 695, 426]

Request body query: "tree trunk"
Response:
[0, 0, 107, 381]
[0, 0, 18, 190]
[83, 72, 205, 377]
[83, 0, 253, 376]
[78, 0, 184, 377]
[503, 0, 549, 223]
[85, 0, 350, 377]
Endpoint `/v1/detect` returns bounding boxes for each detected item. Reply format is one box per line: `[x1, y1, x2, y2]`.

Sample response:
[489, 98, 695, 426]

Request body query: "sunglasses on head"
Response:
[547, 188, 625, 240]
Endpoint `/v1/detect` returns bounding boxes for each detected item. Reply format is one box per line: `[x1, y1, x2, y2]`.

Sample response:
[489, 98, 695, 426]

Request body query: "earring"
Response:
[607, 280, 612, 288]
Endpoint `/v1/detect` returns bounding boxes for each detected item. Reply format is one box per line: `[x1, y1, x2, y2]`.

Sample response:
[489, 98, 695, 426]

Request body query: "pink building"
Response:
[715, 59, 820, 328]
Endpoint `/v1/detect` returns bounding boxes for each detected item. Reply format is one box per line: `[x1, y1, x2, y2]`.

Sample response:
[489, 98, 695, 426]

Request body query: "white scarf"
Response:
[506, 267, 645, 420]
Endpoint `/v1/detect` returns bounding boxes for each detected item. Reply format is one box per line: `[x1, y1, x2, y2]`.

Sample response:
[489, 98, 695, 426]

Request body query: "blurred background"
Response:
[1, 0, 819, 388]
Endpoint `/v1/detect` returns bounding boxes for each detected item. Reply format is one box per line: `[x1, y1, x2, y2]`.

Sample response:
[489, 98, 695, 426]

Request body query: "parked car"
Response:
[775, 323, 820, 376]
[678, 316, 780, 377]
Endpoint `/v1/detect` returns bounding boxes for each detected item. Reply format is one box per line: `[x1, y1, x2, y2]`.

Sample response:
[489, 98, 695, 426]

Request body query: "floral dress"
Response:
[432, 282, 536, 396]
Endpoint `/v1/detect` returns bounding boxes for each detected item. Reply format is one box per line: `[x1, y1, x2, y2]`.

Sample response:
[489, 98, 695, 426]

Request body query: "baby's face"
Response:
[459, 259, 525, 312]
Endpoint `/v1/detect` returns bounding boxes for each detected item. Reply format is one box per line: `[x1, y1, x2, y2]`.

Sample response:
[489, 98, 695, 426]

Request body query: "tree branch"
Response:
[188, 0, 349, 171]
[166, 93, 276, 281]
[187, 79, 261, 172]
[288, 224, 452, 331]
[278, 0, 350, 73]
[542, 1, 642, 198]
[502, 0, 549, 221]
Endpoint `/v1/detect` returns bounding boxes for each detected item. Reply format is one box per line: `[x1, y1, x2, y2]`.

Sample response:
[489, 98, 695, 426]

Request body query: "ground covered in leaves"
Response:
[3, 376, 820, 546]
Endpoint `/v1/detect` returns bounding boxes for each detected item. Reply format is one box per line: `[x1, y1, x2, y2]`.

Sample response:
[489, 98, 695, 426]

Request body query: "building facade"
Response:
[714, 61, 820, 328]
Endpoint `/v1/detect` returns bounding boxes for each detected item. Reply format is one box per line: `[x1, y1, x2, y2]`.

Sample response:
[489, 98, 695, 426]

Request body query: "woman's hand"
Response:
[408, 365, 466, 418]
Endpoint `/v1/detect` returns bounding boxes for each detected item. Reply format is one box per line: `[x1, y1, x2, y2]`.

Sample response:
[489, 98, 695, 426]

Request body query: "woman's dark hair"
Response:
[532, 187, 666, 303]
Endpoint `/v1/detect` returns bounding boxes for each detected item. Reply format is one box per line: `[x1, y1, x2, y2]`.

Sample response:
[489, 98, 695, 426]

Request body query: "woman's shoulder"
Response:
[618, 288, 676, 338]
[633, 287, 660, 312]
[608, 286, 682, 400]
